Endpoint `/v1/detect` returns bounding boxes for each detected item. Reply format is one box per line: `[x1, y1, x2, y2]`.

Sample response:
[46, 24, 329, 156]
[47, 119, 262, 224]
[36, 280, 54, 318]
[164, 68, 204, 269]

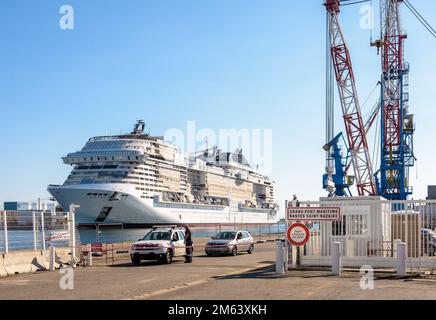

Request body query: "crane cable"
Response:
[403, 0, 436, 38]
[340, 0, 372, 6]
[371, 109, 380, 175]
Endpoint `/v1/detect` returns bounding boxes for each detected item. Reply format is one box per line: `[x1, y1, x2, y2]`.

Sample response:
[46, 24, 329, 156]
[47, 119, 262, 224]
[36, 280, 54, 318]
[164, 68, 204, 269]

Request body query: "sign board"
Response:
[91, 243, 103, 252]
[287, 207, 341, 222]
[287, 223, 310, 246]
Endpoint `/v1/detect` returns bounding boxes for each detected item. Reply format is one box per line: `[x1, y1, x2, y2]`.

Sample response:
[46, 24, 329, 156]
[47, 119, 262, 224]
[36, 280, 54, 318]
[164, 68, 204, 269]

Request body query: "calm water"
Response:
[0, 224, 287, 251]
[0, 229, 70, 252]
[78, 224, 287, 244]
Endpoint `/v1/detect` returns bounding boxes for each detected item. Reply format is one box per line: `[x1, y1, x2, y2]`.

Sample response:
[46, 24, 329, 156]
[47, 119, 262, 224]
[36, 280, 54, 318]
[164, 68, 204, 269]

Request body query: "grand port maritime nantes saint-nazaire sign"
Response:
[287, 207, 341, 222]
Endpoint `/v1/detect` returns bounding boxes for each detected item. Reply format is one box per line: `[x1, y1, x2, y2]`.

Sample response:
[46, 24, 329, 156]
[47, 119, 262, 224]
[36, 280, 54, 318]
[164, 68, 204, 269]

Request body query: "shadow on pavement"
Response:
[107, 260, 187, 267]
[213, 264, 337, 280]
[213, 265, 277, 280]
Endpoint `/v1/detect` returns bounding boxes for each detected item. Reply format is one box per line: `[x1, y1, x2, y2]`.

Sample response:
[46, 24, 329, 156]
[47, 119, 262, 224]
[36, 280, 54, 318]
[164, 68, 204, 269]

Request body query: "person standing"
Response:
[184, 224, 193, 263]
[292, 195, 300, 207]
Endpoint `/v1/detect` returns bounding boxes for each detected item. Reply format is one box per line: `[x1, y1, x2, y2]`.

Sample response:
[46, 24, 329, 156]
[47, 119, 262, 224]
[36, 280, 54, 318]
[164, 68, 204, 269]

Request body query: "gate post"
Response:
[69, 204, 79, 268]
[285, 239, 289, 271]
[276, 241, 285, 276]
[32, 212, 37, 251]
[332, 242, 342, 275]
[3, 212, 8, 254]
[397, 242, 407, 276]
[40, 212, 46, 251]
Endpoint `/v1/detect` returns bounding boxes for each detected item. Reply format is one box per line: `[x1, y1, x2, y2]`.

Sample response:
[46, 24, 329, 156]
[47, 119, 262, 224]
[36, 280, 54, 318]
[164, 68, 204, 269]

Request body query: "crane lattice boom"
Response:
[378, 0, 415, 200]
[325, 0, 377, 196]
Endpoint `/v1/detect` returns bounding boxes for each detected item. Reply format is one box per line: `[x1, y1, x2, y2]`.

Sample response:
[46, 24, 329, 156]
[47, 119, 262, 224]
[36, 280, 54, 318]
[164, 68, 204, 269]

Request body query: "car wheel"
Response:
[131, 256, 141, 265]
[247, 245, 254, 254]
[162, 249, 173, 264]
[206, 253, 213, 257]
[231, 246, 238, 256]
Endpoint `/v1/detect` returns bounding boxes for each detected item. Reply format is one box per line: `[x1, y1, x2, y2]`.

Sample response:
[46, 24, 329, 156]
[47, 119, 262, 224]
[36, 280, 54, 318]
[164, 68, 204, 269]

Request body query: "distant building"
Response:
[3, 200, 58, 212]
[427, 186, 436, 200]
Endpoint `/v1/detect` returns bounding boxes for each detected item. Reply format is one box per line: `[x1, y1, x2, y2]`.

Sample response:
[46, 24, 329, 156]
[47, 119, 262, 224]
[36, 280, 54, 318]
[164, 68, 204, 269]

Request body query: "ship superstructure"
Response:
[48, 121, 278, 225]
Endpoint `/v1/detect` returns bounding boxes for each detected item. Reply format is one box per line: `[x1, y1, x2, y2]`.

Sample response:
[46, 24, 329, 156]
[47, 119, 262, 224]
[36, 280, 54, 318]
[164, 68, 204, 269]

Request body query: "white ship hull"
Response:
[48, 184, 278, 226]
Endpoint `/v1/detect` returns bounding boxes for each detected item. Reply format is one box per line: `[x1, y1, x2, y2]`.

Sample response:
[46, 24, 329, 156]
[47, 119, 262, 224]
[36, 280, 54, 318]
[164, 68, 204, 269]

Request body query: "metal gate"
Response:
[294, 198, 436, 270]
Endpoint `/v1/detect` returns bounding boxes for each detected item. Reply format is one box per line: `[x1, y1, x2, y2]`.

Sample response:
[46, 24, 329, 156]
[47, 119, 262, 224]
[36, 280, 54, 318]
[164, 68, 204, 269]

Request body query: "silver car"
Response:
[205, 231, 254, 256]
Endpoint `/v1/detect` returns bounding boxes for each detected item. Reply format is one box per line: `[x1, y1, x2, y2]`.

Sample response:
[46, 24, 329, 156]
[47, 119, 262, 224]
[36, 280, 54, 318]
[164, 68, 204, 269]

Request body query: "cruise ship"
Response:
[48, 121, 278, 226]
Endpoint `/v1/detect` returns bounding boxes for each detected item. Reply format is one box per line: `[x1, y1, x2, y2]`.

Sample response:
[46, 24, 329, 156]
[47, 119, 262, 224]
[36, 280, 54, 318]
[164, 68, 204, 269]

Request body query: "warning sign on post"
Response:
[287, 207, 341, 222]
[287, 223, 310, 246]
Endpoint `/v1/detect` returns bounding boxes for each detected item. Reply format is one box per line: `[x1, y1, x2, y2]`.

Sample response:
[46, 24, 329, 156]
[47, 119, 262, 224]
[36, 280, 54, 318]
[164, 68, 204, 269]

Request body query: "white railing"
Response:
[0, 211, 71, 253]
[290, 198, 436, 271]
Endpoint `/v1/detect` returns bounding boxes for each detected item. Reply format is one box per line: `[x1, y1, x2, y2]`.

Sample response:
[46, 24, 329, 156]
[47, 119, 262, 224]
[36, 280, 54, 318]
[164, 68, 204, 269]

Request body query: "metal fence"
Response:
[0, 209, 284, 254]
[290, 198, 436, 271]
[73, 222, 285, 265]
[0, 210, 71, 253]
[78, 222, 285, 245]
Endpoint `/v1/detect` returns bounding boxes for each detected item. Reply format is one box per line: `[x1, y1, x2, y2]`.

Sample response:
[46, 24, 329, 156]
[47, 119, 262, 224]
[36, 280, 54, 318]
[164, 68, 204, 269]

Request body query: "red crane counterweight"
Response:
[325, 0, 340, 13]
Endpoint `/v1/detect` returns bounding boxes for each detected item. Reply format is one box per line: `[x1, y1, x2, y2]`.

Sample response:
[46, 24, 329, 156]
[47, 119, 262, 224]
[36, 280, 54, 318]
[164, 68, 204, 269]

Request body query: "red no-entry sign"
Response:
[287, 223, 310, 246]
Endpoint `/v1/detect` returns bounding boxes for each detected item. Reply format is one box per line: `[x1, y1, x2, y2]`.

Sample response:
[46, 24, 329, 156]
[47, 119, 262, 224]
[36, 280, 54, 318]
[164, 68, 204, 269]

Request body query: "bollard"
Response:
[49, 246, 56, 271]
[397, 242, 407, 277]
[276, 241, 285, 276]
[88, 250, 93, 267]
[332, 242, 342, 275]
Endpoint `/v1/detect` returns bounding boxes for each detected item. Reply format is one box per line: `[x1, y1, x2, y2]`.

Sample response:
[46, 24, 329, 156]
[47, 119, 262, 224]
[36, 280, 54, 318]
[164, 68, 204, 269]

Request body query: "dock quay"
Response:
[1, 242, 436, 300]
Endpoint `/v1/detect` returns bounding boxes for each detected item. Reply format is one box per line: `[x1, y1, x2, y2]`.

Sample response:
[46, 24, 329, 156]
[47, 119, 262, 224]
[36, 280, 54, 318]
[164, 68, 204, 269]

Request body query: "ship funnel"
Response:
[132, 120, 145, 135]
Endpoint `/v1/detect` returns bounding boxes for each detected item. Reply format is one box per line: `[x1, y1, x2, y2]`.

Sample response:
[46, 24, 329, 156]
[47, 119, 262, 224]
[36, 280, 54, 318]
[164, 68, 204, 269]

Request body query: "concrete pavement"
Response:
[0, 243, 435, 300]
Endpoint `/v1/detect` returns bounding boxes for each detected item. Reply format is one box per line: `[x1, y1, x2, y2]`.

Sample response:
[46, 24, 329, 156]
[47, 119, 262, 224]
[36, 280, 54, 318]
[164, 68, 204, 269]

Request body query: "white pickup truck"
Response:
[130, 227, 188, 265]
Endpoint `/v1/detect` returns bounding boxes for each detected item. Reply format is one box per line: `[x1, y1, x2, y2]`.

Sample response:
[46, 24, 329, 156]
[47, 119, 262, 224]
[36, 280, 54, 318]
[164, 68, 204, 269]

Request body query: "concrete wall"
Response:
[0, 248, 71, 277]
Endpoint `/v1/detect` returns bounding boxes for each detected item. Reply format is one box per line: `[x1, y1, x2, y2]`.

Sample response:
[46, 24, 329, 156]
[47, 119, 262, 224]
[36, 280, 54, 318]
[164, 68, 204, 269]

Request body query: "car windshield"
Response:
[142, 231, 171, 241]
[214, 232, 236, 240]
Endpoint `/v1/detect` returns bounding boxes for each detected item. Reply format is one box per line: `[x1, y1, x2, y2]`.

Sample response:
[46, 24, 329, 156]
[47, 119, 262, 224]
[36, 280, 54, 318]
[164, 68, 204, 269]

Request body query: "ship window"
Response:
[103, 165, 118, 169]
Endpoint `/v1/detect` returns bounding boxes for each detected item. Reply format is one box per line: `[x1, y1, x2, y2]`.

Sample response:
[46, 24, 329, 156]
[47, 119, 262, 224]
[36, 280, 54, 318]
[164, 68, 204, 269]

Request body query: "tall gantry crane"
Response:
[324, 0, 378, 196]
[372, 0, 415, 200]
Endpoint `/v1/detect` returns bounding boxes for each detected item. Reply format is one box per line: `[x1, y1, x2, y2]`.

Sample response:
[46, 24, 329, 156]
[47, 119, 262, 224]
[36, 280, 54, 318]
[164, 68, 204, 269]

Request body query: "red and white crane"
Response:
[324, 0, 378, 196]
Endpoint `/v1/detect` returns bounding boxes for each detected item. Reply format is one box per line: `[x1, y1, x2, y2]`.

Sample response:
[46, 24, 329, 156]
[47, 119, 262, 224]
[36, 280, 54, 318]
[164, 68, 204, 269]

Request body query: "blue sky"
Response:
[0, 0, 435, 213]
